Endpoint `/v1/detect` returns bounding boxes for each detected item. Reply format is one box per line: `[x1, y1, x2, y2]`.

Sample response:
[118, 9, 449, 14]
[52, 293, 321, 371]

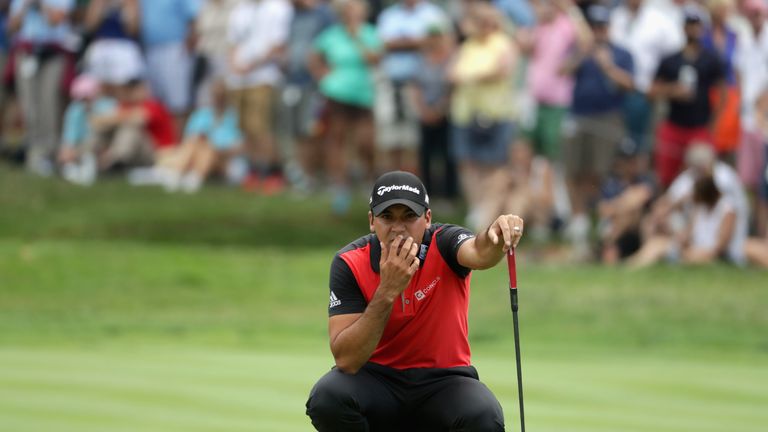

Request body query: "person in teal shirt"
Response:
[308, 0, 382, 215]
[58, 74, 117, 186]
[128, 80, 246, 193]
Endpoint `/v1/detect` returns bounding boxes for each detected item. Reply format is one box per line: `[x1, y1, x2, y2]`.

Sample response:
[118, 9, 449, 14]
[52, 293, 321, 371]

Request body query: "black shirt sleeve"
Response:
[328, 254, 368, 316]
[435, 224, 475, 278]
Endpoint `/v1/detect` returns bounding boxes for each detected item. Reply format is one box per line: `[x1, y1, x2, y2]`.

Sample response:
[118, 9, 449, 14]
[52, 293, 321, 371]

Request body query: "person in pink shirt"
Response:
[520, 0, 591, 161]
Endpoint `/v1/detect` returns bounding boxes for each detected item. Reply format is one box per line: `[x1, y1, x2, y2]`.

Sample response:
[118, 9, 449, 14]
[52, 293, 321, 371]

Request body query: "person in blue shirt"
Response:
[561, 4, 634, 259]
[58, 74, 117, 185]
[597, 138, 656, 264]
[139, 0, 201, 119]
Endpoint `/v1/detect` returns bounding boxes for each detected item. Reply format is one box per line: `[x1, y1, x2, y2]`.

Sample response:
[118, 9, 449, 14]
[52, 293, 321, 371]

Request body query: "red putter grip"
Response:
[507, 249, 517, 290]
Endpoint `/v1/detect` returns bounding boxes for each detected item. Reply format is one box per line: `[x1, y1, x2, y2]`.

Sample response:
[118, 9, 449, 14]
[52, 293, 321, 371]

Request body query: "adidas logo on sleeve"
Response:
[329, 291, 341, 308]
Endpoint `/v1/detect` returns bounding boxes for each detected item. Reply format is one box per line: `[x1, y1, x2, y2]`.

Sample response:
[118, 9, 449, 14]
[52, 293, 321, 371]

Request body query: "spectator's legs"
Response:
[655, 122, 686, 189]
[480, 165, 512, 228]
[759, 145, 768, 236]
[353, 109, 376, 184]
[439, 120, 459, 200]
[420, 118, 456, 199]
[101, 124, 152, 170]
[419, 122, 435, 194]
[624, 91, 654, 153]
[737, 129, 767, 235]
[459, 163, 509, 231]
[744, 238, 768, 268]
[534, 104, 565, 161]
[16, 54, 65, 176]
[655, 123, 711, 188]
[189, 142, 217, 178]
[324, 102, 348, 187]
[322, 100, 353, 214]
[239, 85, 282, 191]
[0, 51, 7, 146]
[457, 162, 484, 229]
[627, 235, 674, 268]
[736, 129, 764, 189]
[145, 42, 192, 130]
[160, 139, 198, 173]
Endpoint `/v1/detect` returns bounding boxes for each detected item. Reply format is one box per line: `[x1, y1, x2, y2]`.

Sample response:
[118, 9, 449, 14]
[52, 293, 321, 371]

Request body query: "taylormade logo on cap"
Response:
[377, 184, 421, 196]
[370, 171, 430, 216]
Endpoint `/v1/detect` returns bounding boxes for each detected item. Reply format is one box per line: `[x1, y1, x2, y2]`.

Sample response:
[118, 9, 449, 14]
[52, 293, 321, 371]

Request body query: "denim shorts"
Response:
[451, 121, 514, 165]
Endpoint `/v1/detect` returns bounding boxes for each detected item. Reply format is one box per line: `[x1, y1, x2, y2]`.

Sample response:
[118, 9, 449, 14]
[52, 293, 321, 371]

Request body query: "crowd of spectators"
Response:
[0, 0, 767, 267]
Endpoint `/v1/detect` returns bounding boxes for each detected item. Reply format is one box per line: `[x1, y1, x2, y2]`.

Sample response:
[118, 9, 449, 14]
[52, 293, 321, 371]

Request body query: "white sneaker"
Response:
[162, 170, 183, 192]
[225, 157, 249, 185]
[128, 167, 162, 186]
[62, 163, 80, 184]
[180, 172, 203, 194]
[566, 214, 590, 244]
[79, 153, 97, 186]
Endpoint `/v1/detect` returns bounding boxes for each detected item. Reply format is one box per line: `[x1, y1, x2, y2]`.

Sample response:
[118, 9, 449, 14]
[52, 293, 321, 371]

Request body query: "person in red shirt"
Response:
[89, 79, 178, 172]
[306, 171, 524, 431]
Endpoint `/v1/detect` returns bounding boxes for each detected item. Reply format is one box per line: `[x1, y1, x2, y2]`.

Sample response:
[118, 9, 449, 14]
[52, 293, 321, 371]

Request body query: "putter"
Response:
[507, 248, 525, 432]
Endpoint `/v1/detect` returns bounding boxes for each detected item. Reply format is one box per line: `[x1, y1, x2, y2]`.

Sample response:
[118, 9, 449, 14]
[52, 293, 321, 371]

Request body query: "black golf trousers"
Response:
[306, 362, 505, 432]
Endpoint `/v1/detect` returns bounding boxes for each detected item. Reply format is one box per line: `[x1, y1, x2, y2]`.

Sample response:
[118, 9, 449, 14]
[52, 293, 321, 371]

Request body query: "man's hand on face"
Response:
[378, 235, 420, 301]
[488, 215, 525, 252]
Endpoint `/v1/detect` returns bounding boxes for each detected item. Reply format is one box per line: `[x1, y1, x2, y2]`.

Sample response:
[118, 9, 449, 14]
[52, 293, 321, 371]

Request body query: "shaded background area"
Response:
[1, 165, 767, 431]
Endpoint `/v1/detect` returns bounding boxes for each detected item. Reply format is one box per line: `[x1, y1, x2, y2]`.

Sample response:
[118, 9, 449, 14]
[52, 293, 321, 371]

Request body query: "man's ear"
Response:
[424, 209, 432, 228]
[368, 210, 375, 232]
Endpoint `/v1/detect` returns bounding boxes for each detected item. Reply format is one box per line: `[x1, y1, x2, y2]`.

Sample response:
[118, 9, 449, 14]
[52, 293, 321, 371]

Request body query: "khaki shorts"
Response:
[228, 85, 275, 140]
[562, 111, 624, 178]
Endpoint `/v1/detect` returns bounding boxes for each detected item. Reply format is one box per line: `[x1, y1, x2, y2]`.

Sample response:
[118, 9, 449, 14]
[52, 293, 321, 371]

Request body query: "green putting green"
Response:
[1, 166, 766, 431]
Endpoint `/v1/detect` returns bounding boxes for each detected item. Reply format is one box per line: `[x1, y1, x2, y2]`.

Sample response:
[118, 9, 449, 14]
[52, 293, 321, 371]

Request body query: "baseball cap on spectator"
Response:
[70, 74, 100, 100]
[685, 142, 716, 170]
[586, 4, 611, 26]
[683, 4, 707, 23]
[370, 171, 430, 216]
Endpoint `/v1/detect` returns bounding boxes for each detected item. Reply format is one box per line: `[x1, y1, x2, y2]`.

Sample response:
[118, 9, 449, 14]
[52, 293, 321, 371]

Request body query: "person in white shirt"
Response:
[227, 0, 293, 192]
[640, 143, 749, 255]
[629, 174, 747, 266]
[376, 0, 448, 171]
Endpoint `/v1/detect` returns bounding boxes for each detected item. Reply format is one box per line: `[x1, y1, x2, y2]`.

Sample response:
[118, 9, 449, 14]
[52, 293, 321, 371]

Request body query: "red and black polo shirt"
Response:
[328, 223, 476, 370]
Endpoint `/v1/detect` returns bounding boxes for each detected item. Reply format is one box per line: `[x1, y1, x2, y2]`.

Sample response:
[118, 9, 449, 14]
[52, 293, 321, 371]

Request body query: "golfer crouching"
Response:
[306, 171, 524, 431]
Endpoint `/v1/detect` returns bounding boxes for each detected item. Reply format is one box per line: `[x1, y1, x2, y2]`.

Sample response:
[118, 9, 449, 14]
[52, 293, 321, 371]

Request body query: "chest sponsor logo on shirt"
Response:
[329, 291, 341, 308]
[415, 277, 440, 302]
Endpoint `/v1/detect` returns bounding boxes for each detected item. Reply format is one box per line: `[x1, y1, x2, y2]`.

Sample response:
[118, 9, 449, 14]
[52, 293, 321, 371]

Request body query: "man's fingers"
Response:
[380, 242, 388, 263]
[488, 225, 499, 245]
[408, 241, 418, 263]
[389, 235, 403, 258]
[512, 217, 525, 248]
[409, 258, 420, 274]
[399, 236, 414, 259]
[498, 218, 512, 251]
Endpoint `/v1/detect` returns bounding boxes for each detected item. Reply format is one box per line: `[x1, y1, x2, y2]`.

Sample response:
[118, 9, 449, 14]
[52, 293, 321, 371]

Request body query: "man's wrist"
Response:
[372, 285, 399, 305]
